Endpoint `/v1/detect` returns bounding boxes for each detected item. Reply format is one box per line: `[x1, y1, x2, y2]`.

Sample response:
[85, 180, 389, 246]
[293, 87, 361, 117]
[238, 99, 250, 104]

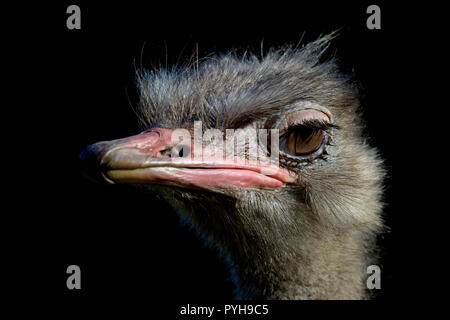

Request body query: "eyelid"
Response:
[277, 108, 332, 133]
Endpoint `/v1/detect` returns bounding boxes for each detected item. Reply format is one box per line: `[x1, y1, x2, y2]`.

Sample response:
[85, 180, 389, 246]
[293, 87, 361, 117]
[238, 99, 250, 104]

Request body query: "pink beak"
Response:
[80, 128, 296, 190]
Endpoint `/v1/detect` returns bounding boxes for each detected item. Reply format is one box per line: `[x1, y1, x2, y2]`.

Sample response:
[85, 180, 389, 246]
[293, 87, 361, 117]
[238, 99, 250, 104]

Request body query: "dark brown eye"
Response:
[280, 126, 325, 156]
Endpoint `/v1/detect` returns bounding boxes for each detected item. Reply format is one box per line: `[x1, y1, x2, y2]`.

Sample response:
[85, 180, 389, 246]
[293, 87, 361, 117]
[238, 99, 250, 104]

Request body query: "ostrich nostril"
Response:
[158, 144, 190, 158]
[178, 145, 190, 158]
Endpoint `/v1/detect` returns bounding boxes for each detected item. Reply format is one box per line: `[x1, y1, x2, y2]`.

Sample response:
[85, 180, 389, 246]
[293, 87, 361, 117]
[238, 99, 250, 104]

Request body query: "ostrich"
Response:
[80, 34, 385, 300]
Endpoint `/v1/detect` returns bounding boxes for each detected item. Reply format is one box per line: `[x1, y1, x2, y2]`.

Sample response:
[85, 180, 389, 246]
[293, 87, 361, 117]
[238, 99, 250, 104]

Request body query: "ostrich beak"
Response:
[80, 128, 296, 189]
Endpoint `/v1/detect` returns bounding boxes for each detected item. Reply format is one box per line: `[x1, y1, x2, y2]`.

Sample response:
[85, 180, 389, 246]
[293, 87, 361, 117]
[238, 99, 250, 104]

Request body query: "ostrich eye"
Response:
[280, 126, 325, 156]
[275, 108, 335, 160]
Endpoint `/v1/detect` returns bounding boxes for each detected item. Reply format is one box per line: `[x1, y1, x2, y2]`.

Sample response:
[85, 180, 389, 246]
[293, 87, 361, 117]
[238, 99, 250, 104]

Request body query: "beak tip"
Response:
[79, 143, 108, 184]
[79, 146, 90, 162]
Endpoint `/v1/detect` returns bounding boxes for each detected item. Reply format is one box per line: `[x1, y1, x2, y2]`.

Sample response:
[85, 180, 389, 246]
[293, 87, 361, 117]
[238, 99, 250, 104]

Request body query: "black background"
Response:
[6, 0, 430, 316]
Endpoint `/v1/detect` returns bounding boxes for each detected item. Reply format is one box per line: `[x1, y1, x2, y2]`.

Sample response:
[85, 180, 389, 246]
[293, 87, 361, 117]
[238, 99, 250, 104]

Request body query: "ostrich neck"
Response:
[163, 189, 375, 300]
[228, 226, 370, 300]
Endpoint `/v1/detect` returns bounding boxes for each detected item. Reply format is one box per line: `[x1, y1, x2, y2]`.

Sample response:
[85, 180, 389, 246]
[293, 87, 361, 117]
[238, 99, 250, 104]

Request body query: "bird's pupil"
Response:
[280, 126, 324, 157]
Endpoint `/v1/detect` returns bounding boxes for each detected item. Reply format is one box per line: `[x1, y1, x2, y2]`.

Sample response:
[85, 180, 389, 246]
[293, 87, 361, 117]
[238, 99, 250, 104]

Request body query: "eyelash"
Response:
[284, 119, 340, 134]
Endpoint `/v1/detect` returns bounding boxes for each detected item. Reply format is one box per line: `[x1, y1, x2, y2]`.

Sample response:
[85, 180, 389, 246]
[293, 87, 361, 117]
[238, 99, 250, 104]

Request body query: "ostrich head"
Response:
[81, 34, 385, 299]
